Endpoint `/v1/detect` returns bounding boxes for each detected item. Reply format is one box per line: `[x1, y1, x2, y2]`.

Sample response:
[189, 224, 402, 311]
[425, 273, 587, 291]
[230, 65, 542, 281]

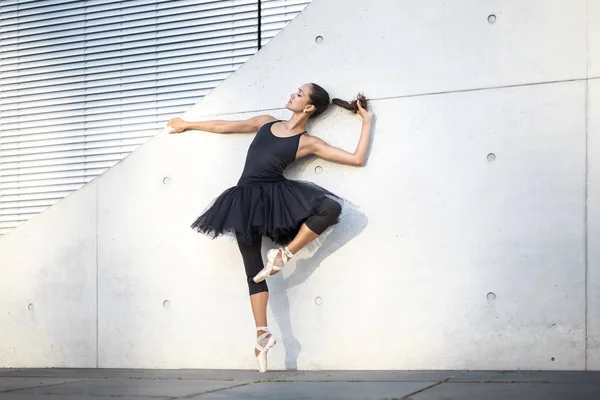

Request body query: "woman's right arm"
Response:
[167, 115, 276, 134]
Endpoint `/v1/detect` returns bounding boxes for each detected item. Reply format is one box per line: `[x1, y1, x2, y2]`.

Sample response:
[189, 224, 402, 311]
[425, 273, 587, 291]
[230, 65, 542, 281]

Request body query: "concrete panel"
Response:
[96, 112, 285, 369]
[590, 0, 600, 77]
[186, 0, 586, 118]
[260, 80, 586, 371]
[0, 182, 97, 368]
[98, 79, 585, 370]
[587, 79, 600, 370]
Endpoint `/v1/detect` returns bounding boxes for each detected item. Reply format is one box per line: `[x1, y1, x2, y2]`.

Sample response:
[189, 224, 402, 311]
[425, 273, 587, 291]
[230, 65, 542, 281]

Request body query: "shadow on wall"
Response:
[267, 204, 368, 370]
[260, 111, 375, 370]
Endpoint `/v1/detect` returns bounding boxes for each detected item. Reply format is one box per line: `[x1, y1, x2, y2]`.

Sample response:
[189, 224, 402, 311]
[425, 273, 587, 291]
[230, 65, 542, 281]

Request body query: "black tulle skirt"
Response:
[191, 180, 342, 245]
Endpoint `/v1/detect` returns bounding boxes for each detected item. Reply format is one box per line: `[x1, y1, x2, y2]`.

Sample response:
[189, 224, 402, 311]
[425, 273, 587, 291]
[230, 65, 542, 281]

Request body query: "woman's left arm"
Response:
[308, 101, 373, 166]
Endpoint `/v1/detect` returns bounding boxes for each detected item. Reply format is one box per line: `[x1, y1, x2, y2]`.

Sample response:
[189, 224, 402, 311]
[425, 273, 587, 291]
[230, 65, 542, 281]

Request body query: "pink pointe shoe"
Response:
[253, 246, 294, 283]
[255, 326, 276, 373]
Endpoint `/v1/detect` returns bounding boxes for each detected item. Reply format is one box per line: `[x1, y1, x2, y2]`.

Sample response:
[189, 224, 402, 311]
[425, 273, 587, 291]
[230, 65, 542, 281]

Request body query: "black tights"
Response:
[236, 198, 341, 295]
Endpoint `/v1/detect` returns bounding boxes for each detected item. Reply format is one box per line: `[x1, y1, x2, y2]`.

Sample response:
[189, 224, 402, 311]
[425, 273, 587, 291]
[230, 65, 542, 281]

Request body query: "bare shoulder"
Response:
[253, 114, 278, 129]
[295, 133, 326, 159]
[300, 134, 326, 149]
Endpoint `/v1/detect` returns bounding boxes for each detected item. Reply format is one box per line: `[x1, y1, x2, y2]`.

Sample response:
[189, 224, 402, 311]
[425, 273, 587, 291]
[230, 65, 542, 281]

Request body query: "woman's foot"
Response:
[269, 247, 293, 274]
[255, 327, 276, 373]
[253, 247, 294, 283]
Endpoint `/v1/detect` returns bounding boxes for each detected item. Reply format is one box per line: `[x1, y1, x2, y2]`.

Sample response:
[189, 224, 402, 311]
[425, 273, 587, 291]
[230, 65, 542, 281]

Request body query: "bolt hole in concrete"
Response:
[28, 303, 34, 311]
[487, 153, 496, 162]
[163, 176, 171, 184]
[487, 292, 496, 301]
[488, 14, 497, 24]
[551, 357, 555, 361]
[314, 165, 323, 174]
[315, 35, 323, 44]
[315, 297, 323, 305]
[163, 300, 171, 308]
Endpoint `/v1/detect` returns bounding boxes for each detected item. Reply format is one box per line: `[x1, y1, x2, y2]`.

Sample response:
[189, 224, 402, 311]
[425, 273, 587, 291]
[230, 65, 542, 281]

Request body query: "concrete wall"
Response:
[1, 0, 598, 370]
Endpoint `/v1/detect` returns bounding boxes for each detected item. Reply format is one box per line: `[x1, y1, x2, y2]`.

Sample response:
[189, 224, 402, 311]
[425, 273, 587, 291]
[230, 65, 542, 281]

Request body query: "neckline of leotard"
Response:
[269, 120, 307, 139]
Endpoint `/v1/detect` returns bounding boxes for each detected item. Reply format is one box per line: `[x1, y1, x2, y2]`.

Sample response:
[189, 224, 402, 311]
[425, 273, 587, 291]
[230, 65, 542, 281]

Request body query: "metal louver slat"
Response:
[260, 0, 310, 47]
[0, 0, 311, 235]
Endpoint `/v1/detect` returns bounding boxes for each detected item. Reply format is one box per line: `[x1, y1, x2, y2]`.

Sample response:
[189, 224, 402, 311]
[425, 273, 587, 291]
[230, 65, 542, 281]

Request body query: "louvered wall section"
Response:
[261, 0, 310, 47]
[0, 0, 311, 235]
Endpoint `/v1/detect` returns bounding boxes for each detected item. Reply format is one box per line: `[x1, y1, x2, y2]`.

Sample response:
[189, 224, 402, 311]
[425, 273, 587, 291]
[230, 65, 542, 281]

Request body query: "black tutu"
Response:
[191, 180, 342, 245]
[191, 120, 345, 245]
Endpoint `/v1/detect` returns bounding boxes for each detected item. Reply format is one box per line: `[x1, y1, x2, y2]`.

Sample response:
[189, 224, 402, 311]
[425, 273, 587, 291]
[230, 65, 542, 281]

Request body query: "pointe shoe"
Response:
[253, 246, 294, 283]
[255, 326, 276, 373]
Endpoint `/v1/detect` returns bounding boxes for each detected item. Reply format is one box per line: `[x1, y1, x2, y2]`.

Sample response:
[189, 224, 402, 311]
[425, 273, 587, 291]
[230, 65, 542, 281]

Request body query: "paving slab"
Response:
[407, 382, 600, 400]
[2, 370, 600, 400]
[196, 381, 437, 399]
[11, 378, 247, 398]
[279, 370, 462, 382]
[450, 371, 600, 383]
[0, 395, 166, 400]
[0, 368, 294, 381]
[0, 378, 86, 393]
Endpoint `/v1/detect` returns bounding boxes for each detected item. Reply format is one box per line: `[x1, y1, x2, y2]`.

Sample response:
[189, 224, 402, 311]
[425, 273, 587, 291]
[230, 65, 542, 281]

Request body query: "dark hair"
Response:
[332, 92, 368, 113]
[308, 83, 368, 119]
[308, 83, 330, 119]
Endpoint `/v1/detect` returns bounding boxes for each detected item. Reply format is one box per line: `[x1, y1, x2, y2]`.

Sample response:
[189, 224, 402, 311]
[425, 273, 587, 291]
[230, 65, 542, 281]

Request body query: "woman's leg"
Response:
[273, 197, 342, 268]
[236, 233, 271, 356]
[249, 293, 269, 357]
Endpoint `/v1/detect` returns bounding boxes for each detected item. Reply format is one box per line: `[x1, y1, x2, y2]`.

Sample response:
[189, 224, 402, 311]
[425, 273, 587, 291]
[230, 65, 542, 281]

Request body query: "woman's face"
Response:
[285, 83, 313, 113]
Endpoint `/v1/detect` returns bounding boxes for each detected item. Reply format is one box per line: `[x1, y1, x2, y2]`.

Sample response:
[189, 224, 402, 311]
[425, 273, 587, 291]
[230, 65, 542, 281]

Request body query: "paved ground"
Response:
[0, 369, 599, 399]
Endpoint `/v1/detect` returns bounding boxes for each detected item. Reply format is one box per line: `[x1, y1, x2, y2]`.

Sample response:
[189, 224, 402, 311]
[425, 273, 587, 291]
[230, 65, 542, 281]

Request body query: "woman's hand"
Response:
[356, 100, 373, 121]
[167, 117, 188, 134]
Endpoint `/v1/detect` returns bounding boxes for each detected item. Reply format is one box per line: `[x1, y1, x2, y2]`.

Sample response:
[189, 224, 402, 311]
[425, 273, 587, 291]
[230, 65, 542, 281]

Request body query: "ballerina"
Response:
[167, 83, 373, 372]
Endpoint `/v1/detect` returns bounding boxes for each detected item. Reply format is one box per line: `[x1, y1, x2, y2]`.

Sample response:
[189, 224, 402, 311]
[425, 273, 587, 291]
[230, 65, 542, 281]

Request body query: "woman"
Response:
[167, 83, 373, 372]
